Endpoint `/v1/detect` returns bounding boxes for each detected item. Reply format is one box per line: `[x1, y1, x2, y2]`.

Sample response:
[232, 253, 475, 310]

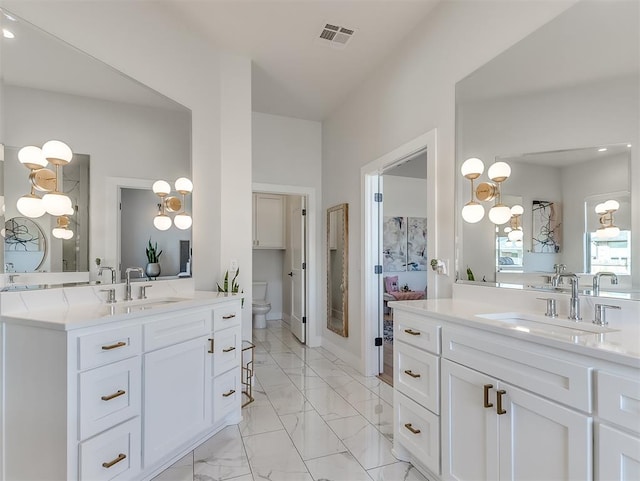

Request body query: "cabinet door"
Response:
[442, 360, 499, 481]
[598, 424, 640, 481]
[143, 336, 211, 468]
[254, 193, 284, 248]
[498, 382, 592, 481]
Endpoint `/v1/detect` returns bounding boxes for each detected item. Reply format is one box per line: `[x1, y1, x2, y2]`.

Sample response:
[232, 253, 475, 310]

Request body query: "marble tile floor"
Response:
[152, 320, 430, 481]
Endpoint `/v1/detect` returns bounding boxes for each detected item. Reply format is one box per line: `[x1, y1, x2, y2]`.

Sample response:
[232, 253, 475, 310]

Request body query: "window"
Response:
[588, 230, 631, 275]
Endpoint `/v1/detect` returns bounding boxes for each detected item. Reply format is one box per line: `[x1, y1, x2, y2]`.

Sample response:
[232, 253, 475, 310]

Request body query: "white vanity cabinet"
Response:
[1, 295, 243, 481]
[596, 371, 640, 481]
[253, 193, 285, 249]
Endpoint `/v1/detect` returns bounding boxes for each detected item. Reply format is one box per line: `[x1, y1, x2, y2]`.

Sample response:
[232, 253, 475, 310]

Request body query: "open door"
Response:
[289, 196, 307, 343]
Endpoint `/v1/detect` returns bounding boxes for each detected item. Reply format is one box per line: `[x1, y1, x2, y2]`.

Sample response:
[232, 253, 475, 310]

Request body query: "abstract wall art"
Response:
[532, 200, 562, 253]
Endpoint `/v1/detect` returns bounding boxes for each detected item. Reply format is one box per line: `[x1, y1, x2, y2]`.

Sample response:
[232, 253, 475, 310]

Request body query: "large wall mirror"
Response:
[0, 8, 191, 277]
[455, 0, 639, 297]
[327, 203, 348, 337]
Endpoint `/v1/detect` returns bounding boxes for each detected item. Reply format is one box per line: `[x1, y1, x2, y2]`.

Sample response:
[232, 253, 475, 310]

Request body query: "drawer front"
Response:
[213, 302, 242, 332]
[394, 310, 441, 354]
[396, 342, 439, 414]
[443, 327, 592, 412]
[598, 371, 640, 434]
[78, 325, 142, 371]
[144, 309, 211, 351]
[213, 327, 242, 377]
[213, 367, 240, 423]
[79, 417, 141, 481]
[79, 357, 141, 440]
[395, 391, 440, 476]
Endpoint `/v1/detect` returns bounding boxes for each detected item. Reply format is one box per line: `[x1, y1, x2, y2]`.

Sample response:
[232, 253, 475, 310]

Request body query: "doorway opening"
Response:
[252, 184, 312, 345]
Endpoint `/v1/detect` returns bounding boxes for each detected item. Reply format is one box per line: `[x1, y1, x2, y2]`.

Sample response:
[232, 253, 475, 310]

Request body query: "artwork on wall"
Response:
[407, 217, 428, 271]
[383, 216, 428, 272]
[383, 216, 407, 272]
[532, 200, 562, 253]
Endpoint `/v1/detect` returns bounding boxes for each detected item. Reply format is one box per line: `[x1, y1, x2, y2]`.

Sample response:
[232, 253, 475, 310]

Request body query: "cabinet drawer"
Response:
[395, 391, 440, 476]
[213, 327, 242, 377]
[79, 357, 141, 440]
[144, 309, 211, 351]
[78, 325, 142, 371]
[443, 327, 592, 412]
[598, 371, 640, 434]
[394, 310, 440, 354]
[79, 417, 141, 481]
[213, 303, 242, 332]
[213, 367, 240, 423]
[396, 343, 439, 414]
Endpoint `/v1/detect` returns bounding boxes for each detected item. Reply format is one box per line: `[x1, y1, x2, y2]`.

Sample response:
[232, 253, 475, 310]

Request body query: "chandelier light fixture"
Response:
[504, 204, 524, 246]
[152, 177, 193, 230]
[16, 140, 75, 239]
[461, 157, 512, 225]
[595, 199, 620, 238]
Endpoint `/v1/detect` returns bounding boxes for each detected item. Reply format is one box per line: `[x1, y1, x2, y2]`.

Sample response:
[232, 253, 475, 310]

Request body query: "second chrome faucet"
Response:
[125, 267, 145, 301]
[552, 273, 581, 321]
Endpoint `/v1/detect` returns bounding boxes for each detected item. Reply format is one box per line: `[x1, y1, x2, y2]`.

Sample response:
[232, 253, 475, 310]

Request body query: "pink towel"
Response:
[389, 291, 424, 301]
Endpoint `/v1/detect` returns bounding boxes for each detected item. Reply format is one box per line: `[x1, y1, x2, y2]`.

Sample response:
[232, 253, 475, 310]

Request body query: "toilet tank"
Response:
[252, 281, 268, 301]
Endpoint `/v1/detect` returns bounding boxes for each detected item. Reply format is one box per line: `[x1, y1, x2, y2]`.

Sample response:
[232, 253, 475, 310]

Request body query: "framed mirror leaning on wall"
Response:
[455, 0, 639, 297]
[327, 203, 348, 337]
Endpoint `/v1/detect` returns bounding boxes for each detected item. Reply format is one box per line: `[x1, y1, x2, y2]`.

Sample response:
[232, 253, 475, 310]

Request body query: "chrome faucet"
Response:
[125, 267, 144, 301]
[552, 273, 581, 321]
[98, 266, 116, 284]
[592, 272, 618, 295]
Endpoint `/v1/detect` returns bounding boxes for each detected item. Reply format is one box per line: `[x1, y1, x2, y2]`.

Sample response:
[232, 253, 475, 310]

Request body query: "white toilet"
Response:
[252, 281, 271, 329]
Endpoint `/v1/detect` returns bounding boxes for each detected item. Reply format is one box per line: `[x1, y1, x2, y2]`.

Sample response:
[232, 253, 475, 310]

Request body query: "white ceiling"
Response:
[162, 0, 440, 121]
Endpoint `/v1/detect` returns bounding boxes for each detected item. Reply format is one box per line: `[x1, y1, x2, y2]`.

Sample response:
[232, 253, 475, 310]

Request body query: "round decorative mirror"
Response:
[4, 217, 48, 272]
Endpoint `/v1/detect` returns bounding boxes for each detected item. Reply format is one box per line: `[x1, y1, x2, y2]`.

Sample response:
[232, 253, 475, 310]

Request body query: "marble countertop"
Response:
[0, 281, 242, 331]
[388, 298, 640, 368]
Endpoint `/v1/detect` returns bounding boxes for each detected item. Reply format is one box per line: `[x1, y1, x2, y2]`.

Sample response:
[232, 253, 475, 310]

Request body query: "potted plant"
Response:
[217, 268, 244, 306]
[145, 239, 163, 279]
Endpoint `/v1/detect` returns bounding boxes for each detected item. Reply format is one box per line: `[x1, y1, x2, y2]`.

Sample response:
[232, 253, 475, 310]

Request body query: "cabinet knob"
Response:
[404, 329, 421, 336]
[208, 338, 214, 354]
[496, 389, 507, 415]
[223, 346, 236, 353]
[101, 341, 127, 351]
[101, 389, 126, 401]
[102, 453, 126, 469]
[404, 369, 421, 379]
[222, 389, 236, 398]
[404, 423, 421, 435]
[483, 384, 494, 408]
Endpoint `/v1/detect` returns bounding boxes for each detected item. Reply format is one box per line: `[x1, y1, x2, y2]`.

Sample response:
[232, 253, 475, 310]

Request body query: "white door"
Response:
[598, 424, 640, 481]
[498, 382, 592, 481]
[289, 196, 307, 343]
[442, 359, 499, 481]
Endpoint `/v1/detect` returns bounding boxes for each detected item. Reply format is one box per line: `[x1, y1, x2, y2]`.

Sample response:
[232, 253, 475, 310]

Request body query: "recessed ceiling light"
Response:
[598, 148, 607, 152]
[627, 144, 632, 148]
[2, 28, 15, 39]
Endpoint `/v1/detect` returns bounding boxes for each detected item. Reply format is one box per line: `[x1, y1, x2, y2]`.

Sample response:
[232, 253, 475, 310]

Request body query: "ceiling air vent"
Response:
[316, 22, 356, 50]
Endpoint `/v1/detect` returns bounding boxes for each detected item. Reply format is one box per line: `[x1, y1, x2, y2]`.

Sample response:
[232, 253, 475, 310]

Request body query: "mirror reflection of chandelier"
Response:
[16, 140, 75, 239]
[595, 199, 620, 238]
[504, 204, 524, 246]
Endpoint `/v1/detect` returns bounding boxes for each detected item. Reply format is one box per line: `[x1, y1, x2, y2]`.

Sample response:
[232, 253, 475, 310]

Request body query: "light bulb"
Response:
[515, 239, 523, 247]
[510, 204, 524, 216]
[175, 177, 193, 193]
[152, 180, 171, 196]
[604, 226, 620, 238]
[488, 162, 511, 182]
[62, 229, 74, 240]
[489, 204, 512, 225]
[153, 214, 172, 231]
[42, 140, 73, 164]
[18, 146, 47, 169]
[460, 157, 484, 178]
[52, 228, 66, 239]
[17, 194, 46, 218]
[595, 203, 607, 214]
[603, 200, 619, 212]
[504, 227, 512, 233]
[42, 192, 73, 216]
[595, 227, 607, 239]
[461, 202, 485, 223]
[174, 213, 192, 230]
[511, 229, 523, 241]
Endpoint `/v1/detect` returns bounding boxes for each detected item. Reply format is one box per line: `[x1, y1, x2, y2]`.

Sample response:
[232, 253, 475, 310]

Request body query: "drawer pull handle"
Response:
[101, 390, 126, 401]
[404, 369, 421, 379]
[102, 453, 126, 469]
[496, 389, 507, 415]
[101, 341, 126, 351]
[483, 384, 494, 408]
[222, 389, 236, 398]
[208, 338, 214, 354]
[223, 346, 236, 353]
[404, 423, 421, 434]
[404, 329, 421, 336]
[222, 314, 236, 320]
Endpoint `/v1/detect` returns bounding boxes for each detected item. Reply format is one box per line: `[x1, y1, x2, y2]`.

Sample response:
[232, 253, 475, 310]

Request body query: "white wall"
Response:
[382, 175, 428, 292]
[252, 112, 322, 344]
[252, 249, 284, 320]
[322, 0, 577, 371]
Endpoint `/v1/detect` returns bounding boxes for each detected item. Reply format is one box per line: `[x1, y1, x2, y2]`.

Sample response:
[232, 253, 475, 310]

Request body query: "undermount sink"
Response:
[475, 312, 619, 337]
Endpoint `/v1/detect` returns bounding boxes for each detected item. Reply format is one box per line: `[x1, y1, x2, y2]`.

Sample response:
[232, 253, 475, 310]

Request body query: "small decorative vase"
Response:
[146, 262, 161, 279]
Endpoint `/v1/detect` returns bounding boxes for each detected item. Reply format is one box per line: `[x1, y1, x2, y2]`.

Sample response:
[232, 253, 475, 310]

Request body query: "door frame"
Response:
[360, 129, 438, 376]
[252, 182, 318, 347]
